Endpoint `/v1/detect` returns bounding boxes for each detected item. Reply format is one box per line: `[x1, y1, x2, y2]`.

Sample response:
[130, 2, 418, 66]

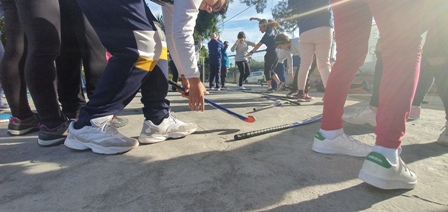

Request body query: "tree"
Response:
[239, 0, 267, 13]
[272, 0, 300, 34]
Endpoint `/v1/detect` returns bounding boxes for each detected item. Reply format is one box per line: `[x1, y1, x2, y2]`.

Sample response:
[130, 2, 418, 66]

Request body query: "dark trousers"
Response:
[264, 54, 278, 81]
[236, 61, 250, 86]
[57, 0, 106, 118]
[221, 65, 227, 87]
[0, 0, 33, 120]
[209, 59, 221, 88]
[0, 0, 65, 128]
[76, 0, 169, 127]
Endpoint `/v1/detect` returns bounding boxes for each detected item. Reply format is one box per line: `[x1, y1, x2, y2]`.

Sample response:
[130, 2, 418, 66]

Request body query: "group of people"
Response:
[0, 0, 228, 152]
[0, 0, 447, 192]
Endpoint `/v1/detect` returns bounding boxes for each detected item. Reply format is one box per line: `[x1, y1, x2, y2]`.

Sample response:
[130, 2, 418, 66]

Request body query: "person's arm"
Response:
[163, 1, 207, 111]
[230, 42, 237, 52]
[246, 42, 264, 57]
[247, 41, 256, 47]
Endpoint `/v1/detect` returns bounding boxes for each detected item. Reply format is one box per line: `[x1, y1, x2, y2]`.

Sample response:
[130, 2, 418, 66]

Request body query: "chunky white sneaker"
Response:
[239, 86, 246, 90]
[312, 131, 372, 157]
[343, 106, 376, 127]
[437, 122, 448, 146]
[64, 115, 138, 154]
[138, 113, 197, 144]
[359, 152, 417, 190]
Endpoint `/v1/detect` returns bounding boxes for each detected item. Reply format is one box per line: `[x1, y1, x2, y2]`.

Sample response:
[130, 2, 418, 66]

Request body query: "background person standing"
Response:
[208, 32, 223, 90]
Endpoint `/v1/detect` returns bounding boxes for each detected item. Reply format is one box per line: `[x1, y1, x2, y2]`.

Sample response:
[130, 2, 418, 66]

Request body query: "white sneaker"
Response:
[359, 152, 417, 190]
[64, 115, 139, 154]
[437, 121, 448, 146]
[239, 86, 246, 90]
[408, 105, 420, 121]
[343, 106, 376, 127]
[138, 112, 197, 144]
[312, 131, 372, 157]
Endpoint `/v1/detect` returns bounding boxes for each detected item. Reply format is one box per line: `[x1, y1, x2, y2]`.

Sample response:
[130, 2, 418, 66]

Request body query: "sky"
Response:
[145, 0, 294, 57]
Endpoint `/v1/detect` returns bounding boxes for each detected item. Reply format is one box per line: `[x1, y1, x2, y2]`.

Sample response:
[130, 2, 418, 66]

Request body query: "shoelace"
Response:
[98, 122, 118, 135]
[167, 112, 178, 124]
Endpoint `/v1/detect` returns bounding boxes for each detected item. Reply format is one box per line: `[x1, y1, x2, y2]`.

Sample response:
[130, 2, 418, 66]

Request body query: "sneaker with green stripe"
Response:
[358, 152, 417, 190]
[312, 131, 371, 157]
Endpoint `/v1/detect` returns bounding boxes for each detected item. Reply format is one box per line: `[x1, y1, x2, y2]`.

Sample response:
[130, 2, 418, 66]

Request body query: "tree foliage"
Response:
[272, 0, 300, 34]
[239, 0, 267, 13]
[194, 10, 220, 41]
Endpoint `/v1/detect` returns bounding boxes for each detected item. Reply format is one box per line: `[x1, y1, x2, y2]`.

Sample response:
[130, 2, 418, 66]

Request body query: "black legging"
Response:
[56, 0, 107, 118]
[0, 0, 65, 128]
[236, 61, 250, 86]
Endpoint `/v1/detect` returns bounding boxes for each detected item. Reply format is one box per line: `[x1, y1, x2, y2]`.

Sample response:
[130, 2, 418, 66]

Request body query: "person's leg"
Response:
[18, 0, 65, 127]
[312, 0, 372, 157]
[358, 0, 425, 190]
[275, 62, 286, 83]
[221, 65, 227, 88]
[305, 55, 317, 94]
[215, 59, 222, 89]
[237, 61, 244, 86]
[407, 58, 434, 120]
[296, 31, 316, 99]
[0, 0, 30, 118]
[0, 0, 39, 135]
[209, 60, 218, 88]
[66, 0, 163, 154]
[370, 51, 383, 108]
[313, 27, 333, 88]
[56, 0, 85, 118]
[73, 2, 107, 99]
[243, 61, 251, 83]
[320, 0, 372, 131]
[264, 54, 279, 89]
[411, 61, 434, 107]
[75, 0, 161, 127]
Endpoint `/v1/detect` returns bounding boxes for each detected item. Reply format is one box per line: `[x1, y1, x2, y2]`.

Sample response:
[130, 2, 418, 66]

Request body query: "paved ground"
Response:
[1, 84, 447, 211]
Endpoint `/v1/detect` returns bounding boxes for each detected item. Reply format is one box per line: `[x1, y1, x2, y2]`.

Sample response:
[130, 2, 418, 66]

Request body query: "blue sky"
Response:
[145, 0, 295, 55]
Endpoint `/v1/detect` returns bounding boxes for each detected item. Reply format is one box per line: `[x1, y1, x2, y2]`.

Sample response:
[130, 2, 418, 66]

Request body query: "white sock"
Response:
[372, 145, 399, 165]
[319, 128, 343, 140]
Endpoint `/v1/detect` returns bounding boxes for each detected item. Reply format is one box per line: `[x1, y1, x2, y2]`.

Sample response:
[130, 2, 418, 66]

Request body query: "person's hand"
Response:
[198, 35, 203, 40]
[245, 51, 254, 57]
[185, 77, 208, 111]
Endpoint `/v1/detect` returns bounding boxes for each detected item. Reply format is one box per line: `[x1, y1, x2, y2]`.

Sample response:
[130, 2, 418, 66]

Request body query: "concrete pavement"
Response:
[1, 84, 447, 211]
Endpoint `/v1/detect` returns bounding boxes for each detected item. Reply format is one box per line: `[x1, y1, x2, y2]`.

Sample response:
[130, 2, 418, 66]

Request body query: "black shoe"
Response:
[110, 116, 129, 128]
[38, 121, 70, 147]
[8, 113, 40, 136]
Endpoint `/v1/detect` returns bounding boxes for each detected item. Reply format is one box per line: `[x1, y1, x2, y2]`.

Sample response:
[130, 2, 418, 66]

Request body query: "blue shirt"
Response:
[289, 0, 333, 35]
[208, 39, 223, 59]
[221, 44, 230, 68]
